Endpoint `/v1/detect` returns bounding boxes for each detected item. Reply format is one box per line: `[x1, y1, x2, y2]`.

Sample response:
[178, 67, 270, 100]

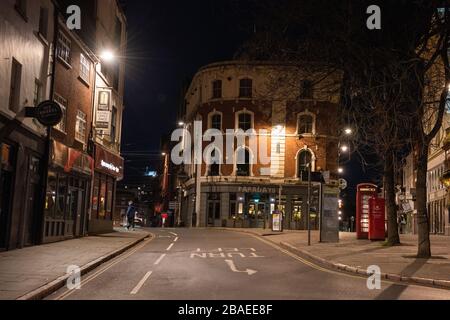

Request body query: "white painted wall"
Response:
[0, 0, 54, 136]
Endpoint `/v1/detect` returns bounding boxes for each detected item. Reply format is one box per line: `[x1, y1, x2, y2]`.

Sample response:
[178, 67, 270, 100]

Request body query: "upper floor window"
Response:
[298, 114, 314, 134]
[211, 114, 222, 130]
[111, 106, 118, 143]
[238, 112, 252, 131]
[300, 80, 314, 99]
[212, 80, 222, 99]
[208, 149, 220, 177]
[236, 148, 251, 176]
[38, 7, 49, 38]
[33, 79, 42, 107]
[54, 93, 67, 133]
[239, 78, 253, 98]
[57, 32, 71, 65]
[79, 54, 91, 83]
[9, 58, 22, 113]
[297, 150, 313, 180]
[15, 0, 27, 20]
[75, 110, 87, 143]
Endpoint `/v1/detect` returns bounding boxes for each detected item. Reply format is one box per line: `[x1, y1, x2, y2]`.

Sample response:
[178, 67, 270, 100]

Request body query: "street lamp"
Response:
[178, 121, 185, 127]
[100, 50, 115, 62]
[344, 128, 353, 135]
[340, 145, 349, 152]
[338, 167, 344, 174]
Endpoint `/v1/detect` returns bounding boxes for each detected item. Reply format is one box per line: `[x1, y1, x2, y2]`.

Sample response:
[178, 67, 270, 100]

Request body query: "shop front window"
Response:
[92, 177, 99, 218]
[99, 179, 106, 218]
[292, 197, 303, 222]
[106, 178, 114, 219]
[45, 172, 57, 218]
[55, 175, 67, 219]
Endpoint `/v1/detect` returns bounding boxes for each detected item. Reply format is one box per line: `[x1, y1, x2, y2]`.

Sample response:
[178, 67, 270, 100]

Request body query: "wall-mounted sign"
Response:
[98, 90, 111, 111]
[95, 89, 112, 135]
[100, 160, 120, 173]
[272, 210, 283, 232]
[238, 186, 277, 194]
[25, 100, 62, 127]
[95, 144, 124, 179]
[96, 110, 111, 129]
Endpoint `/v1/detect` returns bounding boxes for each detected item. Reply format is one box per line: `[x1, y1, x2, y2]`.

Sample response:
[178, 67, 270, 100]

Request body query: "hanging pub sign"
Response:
[25, 100, 63, 127]
[95, 89, 112, 135]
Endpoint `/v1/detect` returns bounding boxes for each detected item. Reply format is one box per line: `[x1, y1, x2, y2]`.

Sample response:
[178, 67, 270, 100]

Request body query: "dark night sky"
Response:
[119, 0, 377, 214]
[121, 0, 254, 155]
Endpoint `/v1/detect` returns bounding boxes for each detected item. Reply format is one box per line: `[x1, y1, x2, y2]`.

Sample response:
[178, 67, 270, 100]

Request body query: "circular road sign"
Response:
[35, 100, 63, 127]
[339, 178, 348, 190]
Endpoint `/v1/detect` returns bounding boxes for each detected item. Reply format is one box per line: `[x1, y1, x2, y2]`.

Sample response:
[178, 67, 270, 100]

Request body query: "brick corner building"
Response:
[177, 61, 343, 229]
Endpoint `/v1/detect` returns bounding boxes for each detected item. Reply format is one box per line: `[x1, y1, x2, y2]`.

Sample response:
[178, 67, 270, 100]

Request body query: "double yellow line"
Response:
[250, 234, 412, 287]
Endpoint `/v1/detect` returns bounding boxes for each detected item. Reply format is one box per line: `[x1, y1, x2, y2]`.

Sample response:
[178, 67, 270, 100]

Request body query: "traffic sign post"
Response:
[338, 178, 347, 190]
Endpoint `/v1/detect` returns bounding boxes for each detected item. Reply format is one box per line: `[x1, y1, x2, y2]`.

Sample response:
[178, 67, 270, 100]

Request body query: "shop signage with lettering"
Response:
[238, 186, 277, 194]
[95, 145, 124, 179]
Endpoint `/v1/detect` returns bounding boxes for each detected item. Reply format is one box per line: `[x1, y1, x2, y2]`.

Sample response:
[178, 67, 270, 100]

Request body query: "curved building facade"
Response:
[177, 61, 342, 229]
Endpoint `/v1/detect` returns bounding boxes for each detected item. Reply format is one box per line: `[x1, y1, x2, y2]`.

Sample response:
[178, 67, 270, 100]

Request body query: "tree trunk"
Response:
[385, 151, 400, 245]
[416, 144, 431, 258]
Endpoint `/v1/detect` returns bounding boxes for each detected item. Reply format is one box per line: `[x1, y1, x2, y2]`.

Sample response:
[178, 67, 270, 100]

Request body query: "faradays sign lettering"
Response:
[100, 160, 120, 173]
[238, 186, 277, 194]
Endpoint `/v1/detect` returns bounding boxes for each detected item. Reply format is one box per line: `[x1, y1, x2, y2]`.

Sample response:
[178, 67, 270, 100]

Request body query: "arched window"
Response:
[211, 114, 222, 130]
[239, 78, 253, 98]
[298, 114, 314, 134]
[236, 148, 251, 176]
[297, 150, 312, 180]
[207, 149, 220, 177]
[238, 112, 252, 131]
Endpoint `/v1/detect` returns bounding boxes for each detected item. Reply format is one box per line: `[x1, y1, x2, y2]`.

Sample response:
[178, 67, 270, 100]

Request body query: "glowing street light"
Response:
[338, 167, 344, 174]
[340, 145, 349, 152]
[344, 128, 353, 135]
[161, 152, 167, 156]
[178, 121, 185, 127]
[100, 50, 115, 62]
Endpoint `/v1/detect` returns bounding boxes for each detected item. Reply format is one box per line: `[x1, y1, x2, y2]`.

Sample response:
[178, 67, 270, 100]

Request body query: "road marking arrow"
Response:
[224, 260, 257, 276]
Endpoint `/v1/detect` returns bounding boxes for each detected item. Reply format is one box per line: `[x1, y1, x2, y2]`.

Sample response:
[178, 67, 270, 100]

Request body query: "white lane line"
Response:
[174, 237, 179, 242]
[169, 232, 178, 236]
[154, 253, 166, 265]
[166, 243, 174, 251]
[130, 271, 153, 295]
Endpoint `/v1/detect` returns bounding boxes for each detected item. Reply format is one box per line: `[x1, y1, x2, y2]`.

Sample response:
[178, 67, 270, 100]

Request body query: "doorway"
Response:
[67, 186, 85, 237]
[23, 156, 41, 246]
[207, 201, 220, 226]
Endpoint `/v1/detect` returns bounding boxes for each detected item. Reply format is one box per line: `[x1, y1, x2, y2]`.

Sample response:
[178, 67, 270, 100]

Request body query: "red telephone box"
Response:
[356, 183, 378, 239]
[368, 197, 385, 240]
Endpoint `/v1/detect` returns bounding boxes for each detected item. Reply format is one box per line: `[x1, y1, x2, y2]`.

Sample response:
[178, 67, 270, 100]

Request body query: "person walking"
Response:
[126, 200, 136, 231]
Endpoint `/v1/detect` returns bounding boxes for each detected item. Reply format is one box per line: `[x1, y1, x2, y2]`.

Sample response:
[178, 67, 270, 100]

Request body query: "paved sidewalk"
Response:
[221, 228, 450, 288]
[0, 228, 150, 300]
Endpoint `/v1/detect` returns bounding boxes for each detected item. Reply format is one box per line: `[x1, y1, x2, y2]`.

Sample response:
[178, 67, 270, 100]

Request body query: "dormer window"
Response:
[212, 80, 222, 99]
[239, 78, 253, 98]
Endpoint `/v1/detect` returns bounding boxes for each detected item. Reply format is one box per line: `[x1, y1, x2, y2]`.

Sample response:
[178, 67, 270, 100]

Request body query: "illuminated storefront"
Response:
[43, 141, 94, 243]
[90, 144, 124, 233]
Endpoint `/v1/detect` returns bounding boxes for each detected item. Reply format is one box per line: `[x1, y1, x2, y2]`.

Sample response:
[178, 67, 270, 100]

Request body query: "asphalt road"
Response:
[46, 228, 450, 300]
